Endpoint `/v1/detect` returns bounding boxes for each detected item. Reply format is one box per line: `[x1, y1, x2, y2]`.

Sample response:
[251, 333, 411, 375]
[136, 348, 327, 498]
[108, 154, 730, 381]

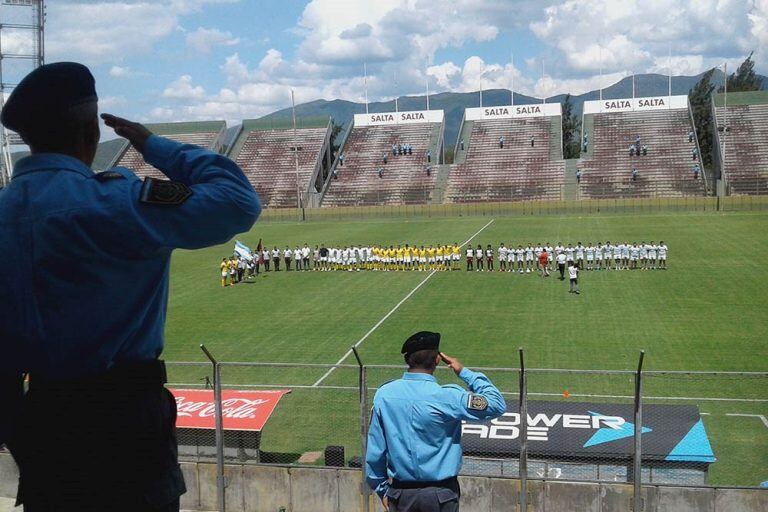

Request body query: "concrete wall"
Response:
[1, 452, 766, 511]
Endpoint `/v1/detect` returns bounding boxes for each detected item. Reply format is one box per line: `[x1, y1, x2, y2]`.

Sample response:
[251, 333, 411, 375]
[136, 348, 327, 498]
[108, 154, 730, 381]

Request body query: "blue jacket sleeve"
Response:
[440, 368, 507, 421]
[364, 405, 390, 498]
[125, 135, 261, 252]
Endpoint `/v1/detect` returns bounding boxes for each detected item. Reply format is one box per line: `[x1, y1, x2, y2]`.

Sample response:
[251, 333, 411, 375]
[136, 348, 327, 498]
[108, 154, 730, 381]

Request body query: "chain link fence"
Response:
[254, 194, 768, 223]
[165, 359, 768, 510]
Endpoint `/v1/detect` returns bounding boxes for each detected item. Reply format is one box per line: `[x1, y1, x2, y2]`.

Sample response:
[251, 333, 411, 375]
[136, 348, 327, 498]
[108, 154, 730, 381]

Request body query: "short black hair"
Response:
[405, 349, 439, 370]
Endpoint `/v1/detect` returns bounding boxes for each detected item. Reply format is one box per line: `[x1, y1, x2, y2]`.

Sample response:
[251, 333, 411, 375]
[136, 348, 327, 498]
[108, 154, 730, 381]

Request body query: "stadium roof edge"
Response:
[144, 120, 226, 135]
[713, 90, 768, 107]
[241, 116, 331, 132]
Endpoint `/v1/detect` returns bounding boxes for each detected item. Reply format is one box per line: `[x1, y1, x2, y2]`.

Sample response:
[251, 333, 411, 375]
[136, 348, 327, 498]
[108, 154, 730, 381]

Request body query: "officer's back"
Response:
[0, 62, 260, 511]
[365, 332, 506, 512]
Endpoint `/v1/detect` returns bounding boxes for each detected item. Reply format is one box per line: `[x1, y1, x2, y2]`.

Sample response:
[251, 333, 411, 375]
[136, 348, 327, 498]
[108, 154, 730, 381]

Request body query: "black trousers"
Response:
[387, 479, 460, 512]
[9, 363, 184, 512]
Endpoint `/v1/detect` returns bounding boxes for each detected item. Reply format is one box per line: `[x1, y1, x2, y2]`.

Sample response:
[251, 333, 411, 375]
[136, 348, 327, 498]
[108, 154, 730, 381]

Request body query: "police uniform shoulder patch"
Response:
[467, 394, 488, 411]
[140, 176, 192, 206]
[93, 170, 125, 181]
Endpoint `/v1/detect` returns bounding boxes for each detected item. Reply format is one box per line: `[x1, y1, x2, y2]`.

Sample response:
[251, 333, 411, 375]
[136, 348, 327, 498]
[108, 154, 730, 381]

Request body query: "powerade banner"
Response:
[171, 388, 290, 432]
[354, 109, 444, 127]
[461, 400, 715, 463]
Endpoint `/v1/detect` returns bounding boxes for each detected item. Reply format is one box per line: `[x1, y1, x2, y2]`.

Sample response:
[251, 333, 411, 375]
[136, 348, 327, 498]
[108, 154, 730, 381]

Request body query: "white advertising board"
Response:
[583, 95, 688, 115]
[464, 103, 562, 121]
[354, 109, 444, 127]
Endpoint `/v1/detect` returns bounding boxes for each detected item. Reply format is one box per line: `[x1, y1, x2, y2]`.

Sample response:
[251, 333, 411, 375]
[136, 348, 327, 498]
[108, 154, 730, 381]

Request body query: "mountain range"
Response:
[258, 70, 767, 151]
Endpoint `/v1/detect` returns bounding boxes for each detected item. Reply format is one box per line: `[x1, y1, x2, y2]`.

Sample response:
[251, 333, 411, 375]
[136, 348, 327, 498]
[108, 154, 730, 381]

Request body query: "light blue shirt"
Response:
[0, 135, 260, 380]
[365, 368, 505, 498]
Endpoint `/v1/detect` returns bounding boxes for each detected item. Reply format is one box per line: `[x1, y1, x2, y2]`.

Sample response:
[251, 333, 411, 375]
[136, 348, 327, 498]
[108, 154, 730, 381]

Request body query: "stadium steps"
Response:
[453, 120, 474, 164]
[430, 164, 453, 204]
[563, 159, 579, 200]
[548, 114, 563, 160]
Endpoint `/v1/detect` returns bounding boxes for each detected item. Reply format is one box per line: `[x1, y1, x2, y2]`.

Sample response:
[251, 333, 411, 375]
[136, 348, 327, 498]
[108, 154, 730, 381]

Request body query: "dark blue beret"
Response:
[401, 331, 441, 355]
[1, 62, 97, 134]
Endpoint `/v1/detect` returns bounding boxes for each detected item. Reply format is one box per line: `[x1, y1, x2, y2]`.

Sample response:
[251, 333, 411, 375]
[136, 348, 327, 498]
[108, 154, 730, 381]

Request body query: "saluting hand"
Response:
[101, 113, 152, 153]
[381, 496, 389, 511]
[439, 353, 464, 375]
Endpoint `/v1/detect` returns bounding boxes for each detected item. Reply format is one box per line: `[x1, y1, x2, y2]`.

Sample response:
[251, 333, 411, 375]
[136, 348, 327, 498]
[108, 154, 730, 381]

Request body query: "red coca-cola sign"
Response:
[170, 388, 290, 432]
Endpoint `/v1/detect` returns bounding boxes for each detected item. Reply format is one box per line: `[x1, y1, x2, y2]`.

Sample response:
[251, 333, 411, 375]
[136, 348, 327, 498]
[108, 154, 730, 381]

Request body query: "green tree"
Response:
[330, 120, 344, 155]
[689, 68, 716, 168]
[561, 94, 581, 159]
[719, 52, 763, 93]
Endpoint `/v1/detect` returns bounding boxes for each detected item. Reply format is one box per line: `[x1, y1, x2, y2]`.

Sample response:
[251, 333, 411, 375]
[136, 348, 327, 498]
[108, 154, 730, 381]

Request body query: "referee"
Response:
[365, 332, 506, 511]
[0, 63, 260, 511]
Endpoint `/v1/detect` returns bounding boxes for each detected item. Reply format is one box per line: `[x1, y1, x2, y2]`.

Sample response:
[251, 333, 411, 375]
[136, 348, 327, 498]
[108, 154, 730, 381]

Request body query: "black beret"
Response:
[1, 62, 97, 134]
[401, 331, 441, 355]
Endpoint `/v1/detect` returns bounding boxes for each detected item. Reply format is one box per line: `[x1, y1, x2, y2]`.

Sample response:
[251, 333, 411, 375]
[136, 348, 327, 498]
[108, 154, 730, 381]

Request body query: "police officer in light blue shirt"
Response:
[0, 62, 260, 511]
[365, 331, 505, 511]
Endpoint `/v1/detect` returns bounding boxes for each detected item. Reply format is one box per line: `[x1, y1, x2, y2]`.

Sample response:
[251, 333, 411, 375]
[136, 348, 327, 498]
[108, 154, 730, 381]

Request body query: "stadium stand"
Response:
[321, 112, 444, 206]
[444, 113, 566, 203]
[577, 97, 706, 199]
[228, 118, 333, 208]
[111, 121, 226, 179]
[713, 91, 768, 195]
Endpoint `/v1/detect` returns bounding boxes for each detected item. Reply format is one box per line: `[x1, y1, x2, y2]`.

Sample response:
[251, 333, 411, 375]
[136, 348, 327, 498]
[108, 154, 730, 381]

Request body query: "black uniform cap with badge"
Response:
[1, 62, 98, 141]
[402, 331, 441, 365]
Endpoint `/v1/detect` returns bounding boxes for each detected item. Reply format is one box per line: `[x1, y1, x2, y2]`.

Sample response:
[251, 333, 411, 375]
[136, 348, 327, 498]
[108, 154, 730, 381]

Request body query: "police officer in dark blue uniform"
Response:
[365, 332, 506, 511]
[0, 62, 261, 511]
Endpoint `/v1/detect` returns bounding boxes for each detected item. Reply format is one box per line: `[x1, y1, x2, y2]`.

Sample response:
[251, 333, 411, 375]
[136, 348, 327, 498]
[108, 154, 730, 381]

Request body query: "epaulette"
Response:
[92, 170, 126, 181]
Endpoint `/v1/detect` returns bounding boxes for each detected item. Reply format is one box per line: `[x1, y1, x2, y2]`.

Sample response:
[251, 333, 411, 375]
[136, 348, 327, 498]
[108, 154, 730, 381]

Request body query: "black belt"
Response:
[30, 360, 167, 391]
[392, 476, 459, 490]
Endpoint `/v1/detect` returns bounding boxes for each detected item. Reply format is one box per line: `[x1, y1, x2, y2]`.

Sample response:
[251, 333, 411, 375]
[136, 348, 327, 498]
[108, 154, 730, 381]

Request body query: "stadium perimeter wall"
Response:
[1, 454, 765, 511]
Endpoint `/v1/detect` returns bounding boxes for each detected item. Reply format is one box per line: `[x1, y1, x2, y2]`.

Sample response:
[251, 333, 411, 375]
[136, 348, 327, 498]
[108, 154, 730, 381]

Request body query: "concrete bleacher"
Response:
[112, 121, 226, 179]
[322, 119, 442, 206]
[228, 119, 332, 208]
[445, 115, 566, 203]
[577, 98, 705, 199]
[713, 91, 768, 196]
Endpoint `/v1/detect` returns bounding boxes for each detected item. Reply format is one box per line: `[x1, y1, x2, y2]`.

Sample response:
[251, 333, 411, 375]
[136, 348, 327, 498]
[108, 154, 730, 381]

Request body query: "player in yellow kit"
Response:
[220, 258, 229, 286]
[426, 245, 436, 270]
[435, 245, 444, 271]
[395, 245, 404, 271]
[452, 242, 461, 270]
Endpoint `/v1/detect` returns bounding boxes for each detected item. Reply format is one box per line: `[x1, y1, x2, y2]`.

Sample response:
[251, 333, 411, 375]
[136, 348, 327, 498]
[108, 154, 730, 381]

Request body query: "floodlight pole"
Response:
[364, 62, 369, 114]
[510, 52, 514, 106]
[722, 62, 728, 190]
[201, 344, 226, 512]
[352, 346, 371, 512]
[291, 90, 305, 220]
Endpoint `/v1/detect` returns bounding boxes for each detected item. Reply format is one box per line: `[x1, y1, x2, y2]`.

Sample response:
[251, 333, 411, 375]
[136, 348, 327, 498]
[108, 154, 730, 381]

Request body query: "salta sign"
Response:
[170, 388, 290, 432]
[465, 103, 562, 121]
[583, 95, 688, 114]
[354, 109, 444, 127]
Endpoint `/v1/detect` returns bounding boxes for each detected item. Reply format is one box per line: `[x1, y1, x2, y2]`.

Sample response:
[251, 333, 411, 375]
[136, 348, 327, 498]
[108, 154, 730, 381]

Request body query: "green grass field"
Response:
[162, 210, 768, 487]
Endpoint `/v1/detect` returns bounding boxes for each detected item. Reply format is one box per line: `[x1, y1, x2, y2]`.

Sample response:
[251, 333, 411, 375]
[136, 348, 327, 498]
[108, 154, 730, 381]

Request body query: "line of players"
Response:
[314, 243, 463, 271]
[475, 241, 669, 273]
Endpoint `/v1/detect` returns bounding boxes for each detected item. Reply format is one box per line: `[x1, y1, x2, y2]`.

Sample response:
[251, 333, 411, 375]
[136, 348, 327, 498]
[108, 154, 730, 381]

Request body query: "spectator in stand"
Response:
[426, 166, 431, 177]
[392, 144, 398, 156]
[332, 169, 339, 180]
[383, 152, 388, 164]
[378, 167, 384, 179]
[629, 144, 635, 157]
[576, 169, 581, 184]
[688, 130, 694, 143]
[365, 332, 505, 512]
[426, 149, 431, 163]
[338, 152, 344, 166]
[641, 144, 648, 156]
[582, 134, 588, 152]
[693, 164, 700, 179]
[692, 148, 698, 161]
[459, 138, 464, 151]
[498, 136, 504, 149]
[407, 143, 413, 155]
[529, 135, 535, 147]
[635, 135, 641, 146]
[632, 168, 638, 182]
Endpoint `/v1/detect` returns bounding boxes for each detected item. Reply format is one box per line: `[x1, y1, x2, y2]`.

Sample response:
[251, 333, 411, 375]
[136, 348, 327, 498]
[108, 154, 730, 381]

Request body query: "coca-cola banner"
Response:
[170, 388, 290, 432]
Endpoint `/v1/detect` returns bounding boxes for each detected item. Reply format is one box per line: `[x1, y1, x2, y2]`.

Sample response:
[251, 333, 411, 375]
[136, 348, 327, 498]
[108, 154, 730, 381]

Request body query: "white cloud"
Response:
[163, 75, 206, 100]
[99, 95, 128, 110]
[185, 27, 240, 55]
[109, 65, 132, 78]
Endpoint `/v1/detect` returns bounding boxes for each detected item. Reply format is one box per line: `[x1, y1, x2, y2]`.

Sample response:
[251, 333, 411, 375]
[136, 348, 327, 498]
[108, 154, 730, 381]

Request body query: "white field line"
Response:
[725, 413, 768, 428]
[312, 219, 495, 387]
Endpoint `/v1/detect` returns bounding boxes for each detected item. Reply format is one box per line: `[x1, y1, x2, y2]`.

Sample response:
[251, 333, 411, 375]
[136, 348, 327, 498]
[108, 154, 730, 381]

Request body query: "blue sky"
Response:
[3, 0, 765, 128]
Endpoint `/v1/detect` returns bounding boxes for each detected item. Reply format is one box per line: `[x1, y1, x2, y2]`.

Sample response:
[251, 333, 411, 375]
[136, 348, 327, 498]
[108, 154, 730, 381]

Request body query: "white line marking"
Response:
[312, 219, 495, 387]
[726, 413, 768, 428]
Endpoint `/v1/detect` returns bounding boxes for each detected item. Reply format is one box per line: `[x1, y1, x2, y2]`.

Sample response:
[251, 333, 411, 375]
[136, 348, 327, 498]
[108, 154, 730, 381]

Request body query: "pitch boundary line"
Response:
[312, 219, 495, 387]
[725, 413, 768, 428]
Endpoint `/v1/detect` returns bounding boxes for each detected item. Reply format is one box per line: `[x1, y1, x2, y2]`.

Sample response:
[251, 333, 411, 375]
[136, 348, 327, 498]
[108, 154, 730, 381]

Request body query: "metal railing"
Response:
[166, 350, 768, 511]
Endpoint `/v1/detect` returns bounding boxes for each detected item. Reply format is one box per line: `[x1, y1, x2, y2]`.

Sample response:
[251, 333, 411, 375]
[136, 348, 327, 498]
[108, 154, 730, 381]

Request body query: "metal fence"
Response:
[255, 194, 768, 223]
[165, 353, 768, 511]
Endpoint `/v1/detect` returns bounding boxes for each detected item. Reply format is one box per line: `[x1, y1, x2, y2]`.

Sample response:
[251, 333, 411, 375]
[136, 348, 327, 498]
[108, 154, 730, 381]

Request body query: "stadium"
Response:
[0, 2, 767, 512]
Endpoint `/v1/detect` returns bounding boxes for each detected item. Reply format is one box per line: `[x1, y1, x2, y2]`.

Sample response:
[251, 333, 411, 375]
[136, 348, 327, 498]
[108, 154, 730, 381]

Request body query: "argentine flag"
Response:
[234, 240, 254, 262]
